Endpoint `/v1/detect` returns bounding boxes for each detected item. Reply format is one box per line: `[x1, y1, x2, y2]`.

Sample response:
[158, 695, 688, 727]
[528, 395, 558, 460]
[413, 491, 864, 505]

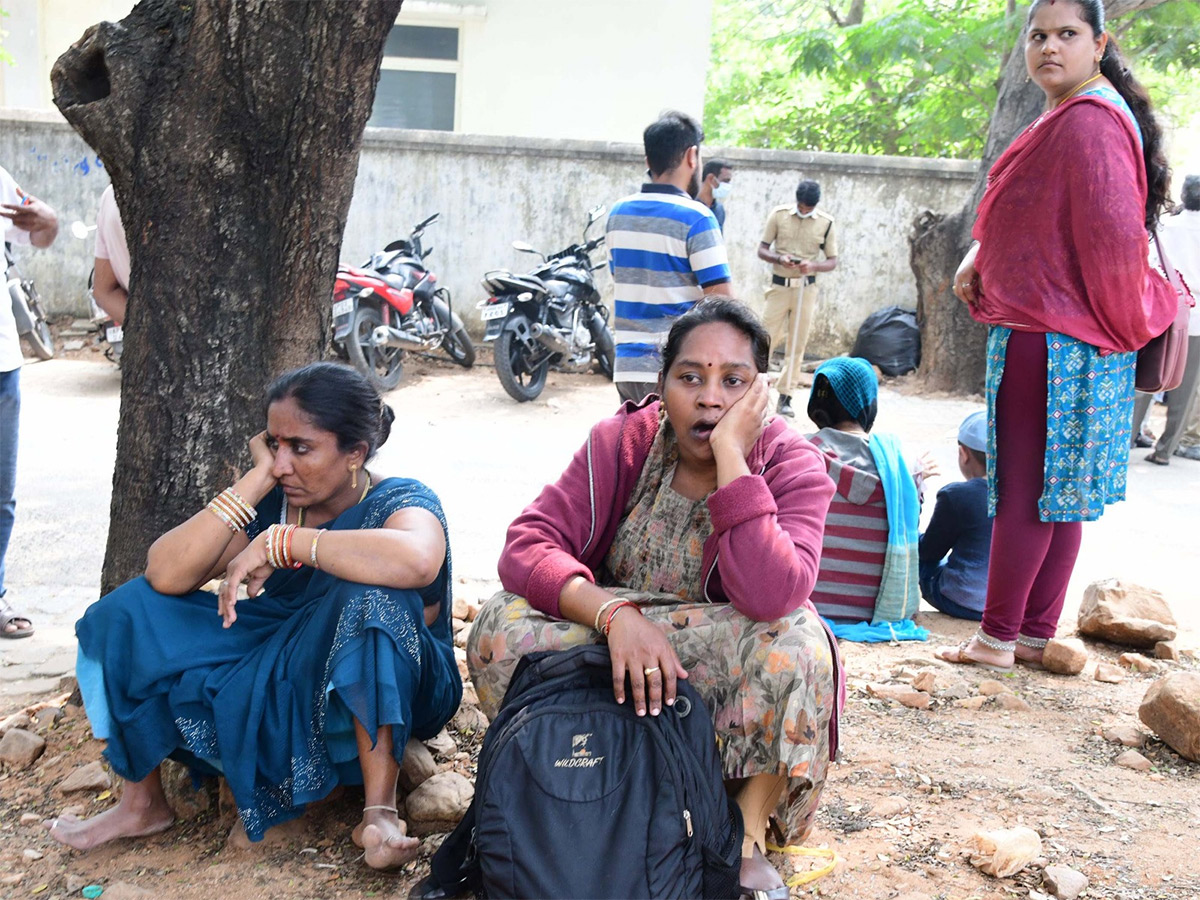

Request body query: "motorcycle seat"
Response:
[482, 270, 547, 295]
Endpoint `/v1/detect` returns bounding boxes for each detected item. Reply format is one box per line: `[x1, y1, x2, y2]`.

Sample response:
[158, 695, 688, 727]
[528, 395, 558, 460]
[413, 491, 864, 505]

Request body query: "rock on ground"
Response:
[0, 728, 47, 770]
[161, 758, 212, 821]
[406, 771, 474, 836]
[1042, 638, 1087, 675]
[1139, 671, 1200, 762]
[1118, 652, 1162, 674]
[1101, 724, 1145, 747]
[1094, 663, 1125, 684]
[977, 679, 1011, 697]
[0, 712, 33, 737]
[400, 737, 438, 792]
[1077, 579, 1177, 648]
[423, 729, 458, 759]
[996, 694, 1033, 712]
[1154, 640, 1180, 661]
[1114, 749, 1152, 771]
[1043, 864, 1089, 900]
[58, 760, 112, 794]
[968, 825, 1042, 877]
[866, 683, 931, 710]
[869, 795, 908, 818]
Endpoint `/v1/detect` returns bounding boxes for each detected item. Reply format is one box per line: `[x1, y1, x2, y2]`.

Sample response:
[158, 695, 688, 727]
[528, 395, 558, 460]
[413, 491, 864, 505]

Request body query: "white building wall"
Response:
[4, 0, 711, 145]
[454, 0, 711, 143]
[0, 0, 136, 110]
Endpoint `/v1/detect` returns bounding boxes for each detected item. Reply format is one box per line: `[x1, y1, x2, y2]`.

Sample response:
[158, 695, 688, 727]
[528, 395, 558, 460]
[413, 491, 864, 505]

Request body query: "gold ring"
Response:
[643, 666, 661, 676]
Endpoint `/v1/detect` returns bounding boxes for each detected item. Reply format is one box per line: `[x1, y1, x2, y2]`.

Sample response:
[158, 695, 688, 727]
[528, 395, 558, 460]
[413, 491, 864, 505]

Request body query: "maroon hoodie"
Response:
[498, 398, 844, 757]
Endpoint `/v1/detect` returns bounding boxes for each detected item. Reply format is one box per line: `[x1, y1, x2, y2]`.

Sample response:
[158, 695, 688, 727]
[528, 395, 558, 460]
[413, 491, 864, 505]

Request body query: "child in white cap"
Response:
[918, 411, 991, 620]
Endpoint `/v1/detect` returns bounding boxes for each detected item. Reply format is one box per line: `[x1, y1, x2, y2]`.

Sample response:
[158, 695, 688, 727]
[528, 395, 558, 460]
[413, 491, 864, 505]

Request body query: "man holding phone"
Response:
[0, 164, 58, 639]
[758, 179, 838, 417]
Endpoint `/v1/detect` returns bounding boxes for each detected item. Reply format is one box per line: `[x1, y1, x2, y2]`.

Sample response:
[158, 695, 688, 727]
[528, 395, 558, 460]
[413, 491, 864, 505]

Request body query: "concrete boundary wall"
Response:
[3, 109, 978, 355]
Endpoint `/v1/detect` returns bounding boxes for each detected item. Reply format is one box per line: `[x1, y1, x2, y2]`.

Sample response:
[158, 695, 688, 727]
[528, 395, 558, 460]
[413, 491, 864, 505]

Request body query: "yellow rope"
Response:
[765, 843, 839, 888]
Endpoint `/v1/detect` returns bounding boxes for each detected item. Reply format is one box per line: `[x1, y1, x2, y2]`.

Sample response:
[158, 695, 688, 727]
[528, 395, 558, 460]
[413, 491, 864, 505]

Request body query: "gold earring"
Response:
[350, 464, 358, 490]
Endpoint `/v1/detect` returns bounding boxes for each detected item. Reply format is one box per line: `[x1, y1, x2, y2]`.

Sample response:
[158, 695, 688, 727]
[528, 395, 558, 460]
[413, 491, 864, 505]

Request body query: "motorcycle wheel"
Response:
[347, 305, 404, 391]
[495, 329, 549, 402]
[589, 313, 614, 381]
[432, 298, 475, 368]
[18, 284, 54, 360]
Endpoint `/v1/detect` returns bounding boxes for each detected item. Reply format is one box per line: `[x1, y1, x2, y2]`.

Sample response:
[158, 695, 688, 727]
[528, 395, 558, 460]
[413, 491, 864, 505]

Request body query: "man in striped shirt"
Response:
[606, 111, 733, 403]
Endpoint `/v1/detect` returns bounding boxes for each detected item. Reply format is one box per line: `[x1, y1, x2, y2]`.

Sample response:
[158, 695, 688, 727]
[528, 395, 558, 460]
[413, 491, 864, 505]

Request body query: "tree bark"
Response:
[910, 0, 1173, 394]
[51, 0, 403, 594]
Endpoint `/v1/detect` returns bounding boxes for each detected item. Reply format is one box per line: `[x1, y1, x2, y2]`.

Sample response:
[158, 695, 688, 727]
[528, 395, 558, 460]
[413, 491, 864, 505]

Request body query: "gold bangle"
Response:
[310, 529, 325, 569]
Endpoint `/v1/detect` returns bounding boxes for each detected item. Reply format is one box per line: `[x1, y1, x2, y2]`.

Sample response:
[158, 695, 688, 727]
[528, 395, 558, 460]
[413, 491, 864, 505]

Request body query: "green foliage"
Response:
[706, 0, 1200, 159]
[0, 7, 14, 67]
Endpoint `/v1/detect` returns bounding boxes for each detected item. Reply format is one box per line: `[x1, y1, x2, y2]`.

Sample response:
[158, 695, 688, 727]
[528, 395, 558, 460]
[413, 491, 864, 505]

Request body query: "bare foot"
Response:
[45, 802, 174, 851]
[739, 844, 786, 894]
[358, 808, 419, 870]
[935, 636, 1014, 672]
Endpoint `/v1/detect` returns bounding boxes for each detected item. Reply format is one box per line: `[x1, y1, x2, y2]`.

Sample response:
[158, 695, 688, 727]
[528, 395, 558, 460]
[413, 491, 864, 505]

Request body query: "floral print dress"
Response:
[468, 428, 837, 845]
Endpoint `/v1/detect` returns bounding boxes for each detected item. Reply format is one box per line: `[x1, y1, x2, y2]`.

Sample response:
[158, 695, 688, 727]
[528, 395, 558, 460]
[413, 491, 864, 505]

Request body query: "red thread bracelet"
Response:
[603, 600, 641, 637]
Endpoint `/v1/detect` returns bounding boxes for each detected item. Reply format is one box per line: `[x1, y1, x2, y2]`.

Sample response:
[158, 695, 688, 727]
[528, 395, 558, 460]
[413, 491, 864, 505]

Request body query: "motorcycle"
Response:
[331, 213, 474, 391]
[69, 221, 121, 363]
[476, 205, 613, 402]
[4, 243, 54, 360]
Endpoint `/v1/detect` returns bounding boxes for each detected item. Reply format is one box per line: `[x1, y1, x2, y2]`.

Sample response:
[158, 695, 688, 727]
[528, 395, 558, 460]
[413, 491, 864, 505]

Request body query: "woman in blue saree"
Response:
[46, 362, 461, 870]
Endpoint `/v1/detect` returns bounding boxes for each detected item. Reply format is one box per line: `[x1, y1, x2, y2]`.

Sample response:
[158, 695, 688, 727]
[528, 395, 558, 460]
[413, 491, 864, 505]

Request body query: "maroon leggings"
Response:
[981, 330, 1082, 643]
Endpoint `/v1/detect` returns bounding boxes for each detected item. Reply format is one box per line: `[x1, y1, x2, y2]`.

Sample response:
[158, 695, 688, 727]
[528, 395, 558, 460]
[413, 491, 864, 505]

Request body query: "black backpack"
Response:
[426, 645, 743, 899]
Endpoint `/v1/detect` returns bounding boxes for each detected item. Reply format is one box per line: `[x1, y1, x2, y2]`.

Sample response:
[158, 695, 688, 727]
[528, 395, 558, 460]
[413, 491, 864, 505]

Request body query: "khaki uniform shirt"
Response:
[761, 205, 838, 279]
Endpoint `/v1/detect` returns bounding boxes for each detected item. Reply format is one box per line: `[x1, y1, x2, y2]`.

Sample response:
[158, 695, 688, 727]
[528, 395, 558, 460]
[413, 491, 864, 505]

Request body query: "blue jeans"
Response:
[919, 558, 982, 622]
[0, 367, 19, 599]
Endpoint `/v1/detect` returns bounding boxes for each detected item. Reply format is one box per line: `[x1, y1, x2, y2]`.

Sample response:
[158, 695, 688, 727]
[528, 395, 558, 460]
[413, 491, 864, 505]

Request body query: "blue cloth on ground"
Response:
[823, 618, 930, 643]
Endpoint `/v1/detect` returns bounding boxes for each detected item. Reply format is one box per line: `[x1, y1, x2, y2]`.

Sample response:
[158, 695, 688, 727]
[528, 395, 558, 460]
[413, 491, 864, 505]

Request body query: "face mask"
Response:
[712, 181, 733, 201]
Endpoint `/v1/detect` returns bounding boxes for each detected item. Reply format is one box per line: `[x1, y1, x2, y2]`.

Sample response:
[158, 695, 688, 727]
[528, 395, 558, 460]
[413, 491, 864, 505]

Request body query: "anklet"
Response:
[974, 629, 1016, 652]
[1016, 634, 1048, 649]
[363, 805, 398, 814]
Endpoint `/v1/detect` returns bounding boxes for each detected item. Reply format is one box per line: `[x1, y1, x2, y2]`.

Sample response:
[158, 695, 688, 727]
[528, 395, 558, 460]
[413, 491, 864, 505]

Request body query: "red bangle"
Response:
[603, 601, 641, 637]
[285, 524, 302, 570]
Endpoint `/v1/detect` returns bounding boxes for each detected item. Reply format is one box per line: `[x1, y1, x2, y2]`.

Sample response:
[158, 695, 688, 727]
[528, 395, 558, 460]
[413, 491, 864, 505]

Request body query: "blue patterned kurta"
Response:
[986, 327, 1136, 523]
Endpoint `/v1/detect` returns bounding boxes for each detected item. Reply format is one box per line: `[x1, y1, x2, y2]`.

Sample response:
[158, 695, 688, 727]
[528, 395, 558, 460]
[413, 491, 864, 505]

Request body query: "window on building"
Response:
[369, 24, 460, 131]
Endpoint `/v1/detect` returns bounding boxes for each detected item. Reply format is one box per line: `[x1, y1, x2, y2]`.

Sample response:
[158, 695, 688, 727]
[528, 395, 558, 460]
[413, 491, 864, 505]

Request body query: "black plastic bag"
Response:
[850, 306, 921, 376]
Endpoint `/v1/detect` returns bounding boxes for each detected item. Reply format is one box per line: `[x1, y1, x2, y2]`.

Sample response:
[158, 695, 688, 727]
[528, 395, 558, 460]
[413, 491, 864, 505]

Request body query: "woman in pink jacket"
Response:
[468, 300, 842, 897]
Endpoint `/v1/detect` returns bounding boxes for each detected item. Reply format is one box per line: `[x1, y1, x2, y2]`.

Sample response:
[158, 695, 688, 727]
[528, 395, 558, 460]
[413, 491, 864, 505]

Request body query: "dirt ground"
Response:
[2, 334, 1198, 899]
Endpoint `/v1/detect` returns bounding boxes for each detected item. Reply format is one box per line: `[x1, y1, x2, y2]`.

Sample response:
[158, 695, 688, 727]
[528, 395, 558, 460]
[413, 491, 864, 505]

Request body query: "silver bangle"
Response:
[1016, 634, 1048, 649]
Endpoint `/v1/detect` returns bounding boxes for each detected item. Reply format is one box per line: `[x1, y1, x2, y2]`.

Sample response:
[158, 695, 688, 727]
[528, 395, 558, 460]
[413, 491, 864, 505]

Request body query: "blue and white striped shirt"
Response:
[606, 184, 731, 384]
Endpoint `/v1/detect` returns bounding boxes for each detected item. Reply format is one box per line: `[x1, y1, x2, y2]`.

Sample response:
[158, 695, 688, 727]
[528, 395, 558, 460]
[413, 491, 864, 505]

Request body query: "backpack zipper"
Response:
[683, 808, 693, 837]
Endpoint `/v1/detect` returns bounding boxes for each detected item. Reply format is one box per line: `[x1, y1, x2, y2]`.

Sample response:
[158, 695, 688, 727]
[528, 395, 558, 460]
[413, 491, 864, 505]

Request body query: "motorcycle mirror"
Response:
[587, 205, 606, 224]
[512, 241, 538, 254]
[70, 221, 96, 240]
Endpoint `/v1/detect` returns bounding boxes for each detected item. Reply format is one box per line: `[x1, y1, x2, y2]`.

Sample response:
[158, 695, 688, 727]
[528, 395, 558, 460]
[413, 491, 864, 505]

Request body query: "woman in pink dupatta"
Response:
[937, 0, 1177, 671]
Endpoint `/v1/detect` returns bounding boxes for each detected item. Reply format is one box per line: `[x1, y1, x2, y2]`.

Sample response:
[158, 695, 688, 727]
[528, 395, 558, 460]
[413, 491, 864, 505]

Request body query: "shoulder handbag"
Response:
[1135, 232, 1194, 394]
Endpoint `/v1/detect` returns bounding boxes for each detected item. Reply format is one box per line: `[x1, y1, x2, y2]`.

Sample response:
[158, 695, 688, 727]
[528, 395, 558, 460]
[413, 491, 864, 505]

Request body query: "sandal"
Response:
[934, 641, 1013, 673]
[1, 596, 34, 639]
[740, 844, 790, 900]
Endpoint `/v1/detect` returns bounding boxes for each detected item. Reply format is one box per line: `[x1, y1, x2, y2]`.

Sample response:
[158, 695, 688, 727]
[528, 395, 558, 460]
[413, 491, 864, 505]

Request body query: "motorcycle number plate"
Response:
[106, 325, 124, 343]
[480, 302, 511, 321]
[331, 298, 354, 319]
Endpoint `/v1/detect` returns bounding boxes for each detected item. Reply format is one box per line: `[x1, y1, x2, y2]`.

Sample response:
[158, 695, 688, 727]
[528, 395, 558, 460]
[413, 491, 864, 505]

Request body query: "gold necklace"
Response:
[294, 472, 371, 527]
[1057, 72, 1103, 106]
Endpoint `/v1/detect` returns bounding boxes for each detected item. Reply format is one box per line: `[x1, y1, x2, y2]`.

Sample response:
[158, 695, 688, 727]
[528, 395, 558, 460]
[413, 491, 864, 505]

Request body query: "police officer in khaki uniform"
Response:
[757, 179, 838, 417]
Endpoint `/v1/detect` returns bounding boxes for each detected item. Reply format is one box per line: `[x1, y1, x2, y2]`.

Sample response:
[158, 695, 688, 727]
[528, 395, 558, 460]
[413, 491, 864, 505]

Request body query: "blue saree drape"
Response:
[75, 477, 462, 840]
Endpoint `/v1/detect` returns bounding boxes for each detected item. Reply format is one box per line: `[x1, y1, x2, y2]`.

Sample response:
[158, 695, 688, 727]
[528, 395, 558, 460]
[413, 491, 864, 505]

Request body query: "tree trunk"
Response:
[51, 0, 403, 594]
[910, 24, 1042, 393]
[910, 0, 1172, 393]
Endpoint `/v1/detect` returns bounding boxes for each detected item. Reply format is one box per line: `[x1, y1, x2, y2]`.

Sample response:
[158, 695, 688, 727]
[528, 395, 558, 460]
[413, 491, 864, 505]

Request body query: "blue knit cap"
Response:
[813, 357, 878, 419]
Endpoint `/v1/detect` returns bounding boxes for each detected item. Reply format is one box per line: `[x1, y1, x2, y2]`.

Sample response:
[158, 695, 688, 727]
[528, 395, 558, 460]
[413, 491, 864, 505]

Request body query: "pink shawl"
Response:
[971, 95, 1177, 353]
